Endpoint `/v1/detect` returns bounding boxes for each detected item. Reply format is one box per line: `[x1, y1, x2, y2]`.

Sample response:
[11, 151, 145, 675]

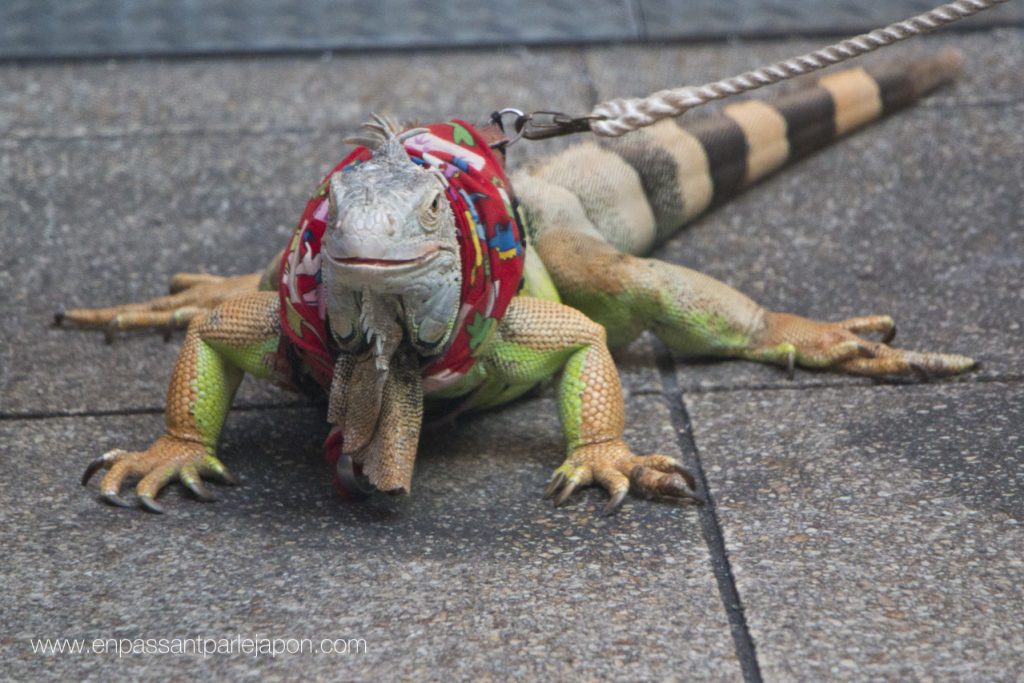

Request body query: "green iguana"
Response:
[62, 50, 975, 515]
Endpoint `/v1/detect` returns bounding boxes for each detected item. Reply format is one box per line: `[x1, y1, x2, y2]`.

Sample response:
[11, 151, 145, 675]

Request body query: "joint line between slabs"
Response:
[654, 341, 763, 683]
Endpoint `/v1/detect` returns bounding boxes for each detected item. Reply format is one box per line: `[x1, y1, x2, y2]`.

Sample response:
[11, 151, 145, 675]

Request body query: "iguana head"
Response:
[322, 116, 462, 369]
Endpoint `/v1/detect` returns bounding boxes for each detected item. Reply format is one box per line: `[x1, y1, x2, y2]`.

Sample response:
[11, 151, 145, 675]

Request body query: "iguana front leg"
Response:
[483, 296, 702, 515]
[538, 229, 976, 377]
[81, 290, 284, 511]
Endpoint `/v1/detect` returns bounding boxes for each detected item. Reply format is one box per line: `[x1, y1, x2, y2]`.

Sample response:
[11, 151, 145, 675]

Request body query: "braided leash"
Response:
[591, 0, 1009, 136]
[492, 0, 1010, 143]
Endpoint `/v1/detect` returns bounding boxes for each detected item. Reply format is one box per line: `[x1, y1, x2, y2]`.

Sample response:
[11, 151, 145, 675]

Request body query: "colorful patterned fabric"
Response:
[278, 119, 526, 393]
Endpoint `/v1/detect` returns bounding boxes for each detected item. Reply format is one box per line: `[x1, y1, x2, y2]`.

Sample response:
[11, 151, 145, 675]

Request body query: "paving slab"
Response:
[1, 28, 1020, 682]
[0, 394, 736, 681]
[585, 31, 1024, 392]
[0, 48, 592, 140]
[686, 382, 1024, 681]
[0, 132, 332, 415]
[584, 29, 1024, 108]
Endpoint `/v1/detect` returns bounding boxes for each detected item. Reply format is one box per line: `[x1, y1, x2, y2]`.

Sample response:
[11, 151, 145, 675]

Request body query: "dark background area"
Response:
[1, 0, 1022, 59]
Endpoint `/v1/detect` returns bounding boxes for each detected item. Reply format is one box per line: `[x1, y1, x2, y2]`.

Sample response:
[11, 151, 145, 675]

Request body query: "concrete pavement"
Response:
[2, 27, 1022, 682]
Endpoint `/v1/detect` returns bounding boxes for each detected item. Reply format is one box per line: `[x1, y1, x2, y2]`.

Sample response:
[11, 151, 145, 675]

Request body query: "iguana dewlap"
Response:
[67, 51, 976, 514]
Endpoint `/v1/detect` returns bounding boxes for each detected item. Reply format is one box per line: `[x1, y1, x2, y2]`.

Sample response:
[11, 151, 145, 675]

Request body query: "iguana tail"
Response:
[514, 49, 963, 256]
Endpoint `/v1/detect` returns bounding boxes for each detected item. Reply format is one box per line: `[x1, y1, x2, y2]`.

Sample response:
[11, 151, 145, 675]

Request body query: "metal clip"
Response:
[489, 108, 528, 149]
[489, 108, 603, 148]
[520, 111, 601, 140]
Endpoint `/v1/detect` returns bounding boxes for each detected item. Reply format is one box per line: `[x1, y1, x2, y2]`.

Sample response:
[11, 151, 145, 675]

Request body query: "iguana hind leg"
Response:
[58, 272, 262, 336]
[483, 296, 702, 515]
[81, 290, 284, 512]
[537, 229, 976, 378]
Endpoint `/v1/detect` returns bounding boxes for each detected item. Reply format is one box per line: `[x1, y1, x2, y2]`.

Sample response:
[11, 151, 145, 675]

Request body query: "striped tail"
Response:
[520, 49, 963, 255]
[663, 48, 964, 213]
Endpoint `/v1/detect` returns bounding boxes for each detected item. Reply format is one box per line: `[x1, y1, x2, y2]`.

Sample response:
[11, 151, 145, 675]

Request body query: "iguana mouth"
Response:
[334, 256, 423, 267]
[325, 245, 450, 270]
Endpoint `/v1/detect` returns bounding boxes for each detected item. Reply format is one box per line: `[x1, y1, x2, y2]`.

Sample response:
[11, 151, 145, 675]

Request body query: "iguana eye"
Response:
[420, 191, 443, 231]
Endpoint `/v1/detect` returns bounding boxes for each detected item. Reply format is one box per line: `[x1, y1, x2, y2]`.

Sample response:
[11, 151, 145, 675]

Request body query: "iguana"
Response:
[62, 50, 976, 515]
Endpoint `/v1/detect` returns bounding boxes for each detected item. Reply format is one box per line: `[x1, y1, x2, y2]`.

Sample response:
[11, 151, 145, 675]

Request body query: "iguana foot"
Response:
[745, 312, 976, 378]
[545, 439, 703, 516]
[81, 436, 237, 513]
[56, 272, 260, 338]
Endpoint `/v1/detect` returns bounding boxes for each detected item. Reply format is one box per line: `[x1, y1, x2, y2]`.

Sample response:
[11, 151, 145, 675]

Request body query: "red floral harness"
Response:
[276, 120, 526, 487]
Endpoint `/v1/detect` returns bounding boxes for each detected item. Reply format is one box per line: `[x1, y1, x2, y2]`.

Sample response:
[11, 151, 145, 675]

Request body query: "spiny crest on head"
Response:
[344, 113, 428, 165]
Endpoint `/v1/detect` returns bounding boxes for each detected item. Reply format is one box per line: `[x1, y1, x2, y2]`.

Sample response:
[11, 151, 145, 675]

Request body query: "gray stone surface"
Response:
[1, 395, 737, 681]
[0, 48, 593, 139]
[584, 29, 1024, 108]
[688, 383, 1024, 680]
[0, 131, 326, 414]
[2, 23, 1022, 683]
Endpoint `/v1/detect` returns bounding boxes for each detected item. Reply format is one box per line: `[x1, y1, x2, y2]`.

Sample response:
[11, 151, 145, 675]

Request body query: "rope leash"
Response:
[492, 0, 1010, 144]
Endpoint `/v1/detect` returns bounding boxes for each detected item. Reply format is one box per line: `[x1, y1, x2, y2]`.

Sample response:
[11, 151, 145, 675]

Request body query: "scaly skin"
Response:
[73, 52, 976, 513]
[82, 291, 283, 511]
[533, 228, 974, 376]
[484, 296, 702, 514]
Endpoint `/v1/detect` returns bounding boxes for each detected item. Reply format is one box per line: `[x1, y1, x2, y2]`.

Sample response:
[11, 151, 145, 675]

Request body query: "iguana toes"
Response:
[65, 51, 976, 514]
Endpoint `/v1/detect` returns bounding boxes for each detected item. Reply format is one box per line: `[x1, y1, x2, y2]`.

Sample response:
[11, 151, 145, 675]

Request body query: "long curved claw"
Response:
[180, 467, 217, 502]
[200, 456, 239, 486]
[658, 473, 705, 505]
[544, 471, 567, 499]
[630, 466, 704, 505]
[83, 435, 234, 513]
[673, 464, 697, 492]
[101, 491, 133, 508]
[602, 487, 628, 516]
[81, 458, 104, 486]
[82, 449, 125, 486]
[138, 494, 165, 514]
[553, 476, 585, 507]
[881, 325, 897, 345]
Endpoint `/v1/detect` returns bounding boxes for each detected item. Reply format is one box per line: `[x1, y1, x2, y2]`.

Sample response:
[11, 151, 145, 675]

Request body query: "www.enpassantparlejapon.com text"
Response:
[30, 635, 367, 659]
